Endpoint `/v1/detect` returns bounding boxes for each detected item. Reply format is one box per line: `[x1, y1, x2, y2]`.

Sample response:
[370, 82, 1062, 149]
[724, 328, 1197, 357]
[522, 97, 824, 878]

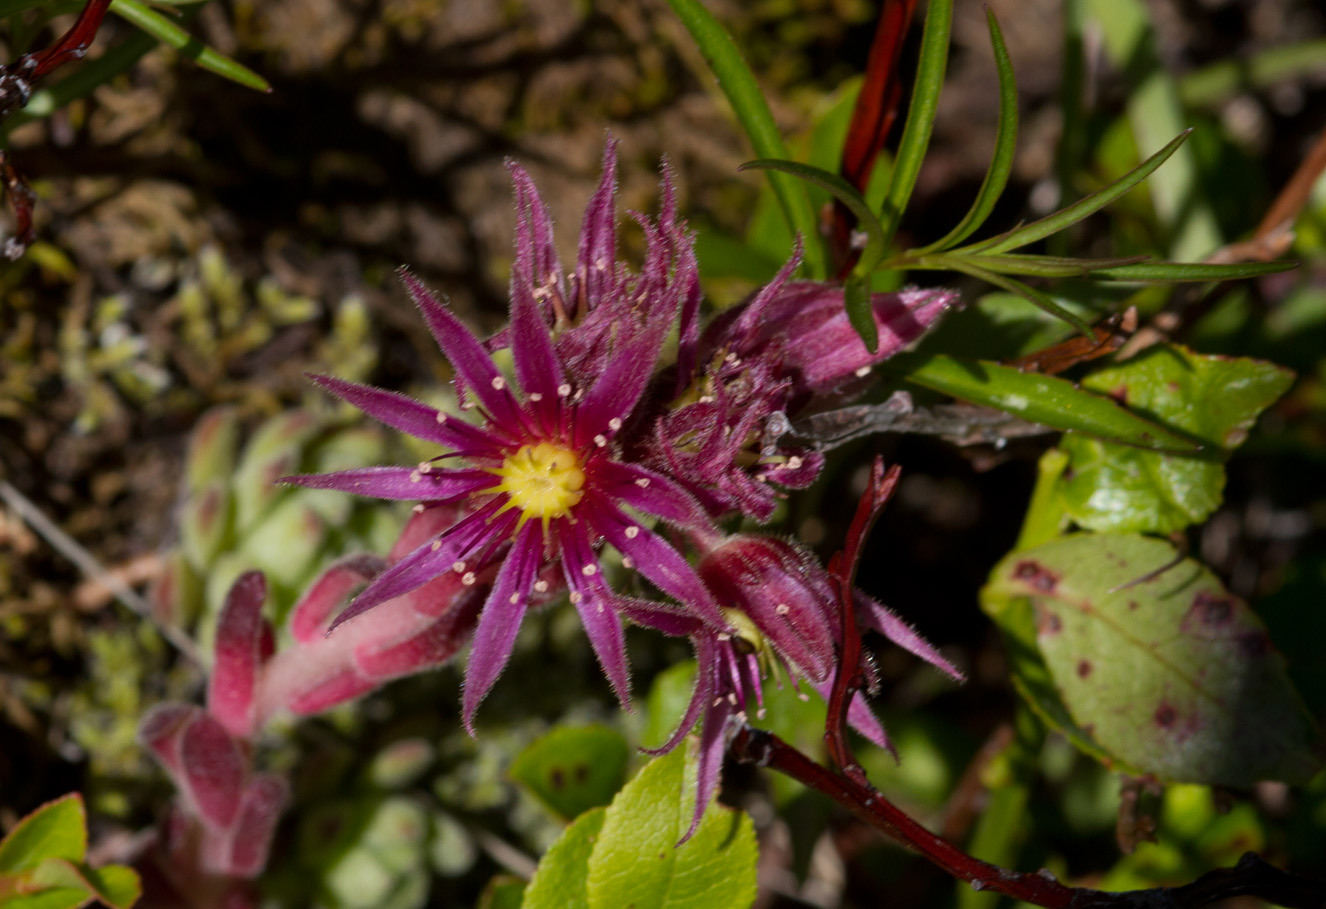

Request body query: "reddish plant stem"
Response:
[733, 724, 1080, 907]
[832, 0, 918, 277]
[824, 457, 900, 783]
[730, 725, 1326, 908]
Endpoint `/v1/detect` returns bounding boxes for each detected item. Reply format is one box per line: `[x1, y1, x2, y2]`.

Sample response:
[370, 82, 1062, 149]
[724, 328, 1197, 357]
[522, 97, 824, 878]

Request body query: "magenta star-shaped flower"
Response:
[286, 145, 726, 729]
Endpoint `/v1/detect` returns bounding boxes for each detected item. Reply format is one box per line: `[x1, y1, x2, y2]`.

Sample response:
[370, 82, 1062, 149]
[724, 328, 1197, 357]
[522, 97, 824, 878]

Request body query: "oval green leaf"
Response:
[523, 808, 606, 909]
[585, 747, 757, 909]
[0, 794, 87, 873]
[1056, 344, 1294, 533]
[986, 533, 1319, 786]
[509, 725, 630, 822]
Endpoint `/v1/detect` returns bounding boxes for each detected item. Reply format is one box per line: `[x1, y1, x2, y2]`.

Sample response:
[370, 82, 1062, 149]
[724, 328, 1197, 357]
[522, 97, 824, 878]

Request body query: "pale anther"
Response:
[594, 434, 607, 447]
[492, 376, 506, 390]
[608, 417, 622, 431]
[624, 526, 640, 539]
[462, 571, 477, 586]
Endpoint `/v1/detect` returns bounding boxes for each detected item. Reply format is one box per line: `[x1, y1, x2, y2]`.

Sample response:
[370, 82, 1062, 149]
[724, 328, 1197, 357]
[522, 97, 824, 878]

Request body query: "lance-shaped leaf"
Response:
[951, 129, 1192, 256]
[110, 0, 271, 91]
[882, 353, 1199, 452]
[1055, 344, 1294, 533]
[983, 533, 1320, 785]
[664, 0, 821, 276]
[915, 7, 1018, 254]
[879, 0, 953, 250]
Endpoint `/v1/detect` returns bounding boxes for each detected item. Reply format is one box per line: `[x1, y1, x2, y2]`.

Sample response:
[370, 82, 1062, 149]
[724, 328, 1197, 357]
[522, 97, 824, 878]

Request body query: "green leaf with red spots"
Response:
[983, 533, 1319, 786]
[1055, 344, 1293, 533]
[509, 725, 630, 822]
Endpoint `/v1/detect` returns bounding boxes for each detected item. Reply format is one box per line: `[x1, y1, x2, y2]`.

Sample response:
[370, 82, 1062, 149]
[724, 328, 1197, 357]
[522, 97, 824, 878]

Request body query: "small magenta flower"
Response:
[649, 254, 957, 521]
[701, 268, 959, 413]
[285, 144, 726, 728]
[628, 533, 963, 839]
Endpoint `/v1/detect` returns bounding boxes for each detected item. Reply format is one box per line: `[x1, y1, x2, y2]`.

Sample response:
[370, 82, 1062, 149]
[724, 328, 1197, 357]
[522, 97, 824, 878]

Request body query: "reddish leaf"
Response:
[225, 774, 290, 878]
[208, 572, 270, 738]
[288, 555, 384, 644]
[179, 715, 246, 831]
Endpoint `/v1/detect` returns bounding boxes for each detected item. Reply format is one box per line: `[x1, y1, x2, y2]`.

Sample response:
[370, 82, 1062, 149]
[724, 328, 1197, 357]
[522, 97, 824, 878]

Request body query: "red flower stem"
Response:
[29, 0, 114, 79]
[824, 457, 901, 784]
[730, 725, 1326, 908]
[733, 724, 1079, 907]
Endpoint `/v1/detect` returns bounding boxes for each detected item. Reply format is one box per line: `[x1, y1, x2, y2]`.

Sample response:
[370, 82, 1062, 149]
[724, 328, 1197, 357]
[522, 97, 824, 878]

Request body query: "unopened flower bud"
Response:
[699, 534, 838, 683]
[702, 281, 958, 411]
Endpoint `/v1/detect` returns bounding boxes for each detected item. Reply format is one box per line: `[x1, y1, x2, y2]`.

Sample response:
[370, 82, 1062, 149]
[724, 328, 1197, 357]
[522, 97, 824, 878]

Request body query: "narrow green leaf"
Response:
[928, 252, 1146, 279]
[509, 726, 630, 823]
[1090, 260, 1297, 282]
[879, 0, 953, 251]
[882, 352, 1199, 453]
[110, 0, 271, 91]
[843, 277, 878, 353]
[740, 159, 885, 274]
[0, 795, 87, 873]
[664, 0, 822, 277]
[1055, 344, 1294, 533]
[584, 747, 757, 909]
[955, 129, 1192, 256]
[916, 8, 1018, 254]
[942, 258, 1096, 337]
[523, 808, 606, 909]
[985, 534, 1319, 785]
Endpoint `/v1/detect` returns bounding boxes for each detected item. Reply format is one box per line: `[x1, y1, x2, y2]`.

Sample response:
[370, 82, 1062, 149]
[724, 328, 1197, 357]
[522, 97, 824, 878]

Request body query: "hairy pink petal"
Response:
[309, 374, 509, 453]
[461, 521, 541, 731]
[560, 520, 630, 708]
[329, 499, 506, 631]
[574, 141, 619, 313]
[401, 269, 531, 434]
[858, 593, 964, 682]
[284, 465, 494, 501]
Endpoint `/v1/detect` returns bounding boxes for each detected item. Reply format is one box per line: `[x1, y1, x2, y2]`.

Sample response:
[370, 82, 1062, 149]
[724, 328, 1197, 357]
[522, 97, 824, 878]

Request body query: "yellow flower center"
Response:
[491, 441, 586, 523]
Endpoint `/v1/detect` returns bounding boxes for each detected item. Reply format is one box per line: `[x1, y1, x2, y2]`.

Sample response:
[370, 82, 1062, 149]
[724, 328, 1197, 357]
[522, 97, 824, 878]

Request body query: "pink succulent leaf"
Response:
[308, 373, 508, 453]
[857, 593, 965, 682]
[284, 465, 495, 501]
[389, 505, 467, 560]
[581, 493, 727, 628]
[401, 268, 531, 435]
[460, 521, 542, 732]
[328, 497, 506, 631]
[225, 773, 290, 878]
[179, 713, 247, 830]
[574, 140, 619, 314]
[207, 572, 269, 739]
[286, 669, 379, 716]
[559, 519, 631, 708]
[353, 587, 483, 679]
[289, 554, 387, 644]
[138, 703, 201, 776]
